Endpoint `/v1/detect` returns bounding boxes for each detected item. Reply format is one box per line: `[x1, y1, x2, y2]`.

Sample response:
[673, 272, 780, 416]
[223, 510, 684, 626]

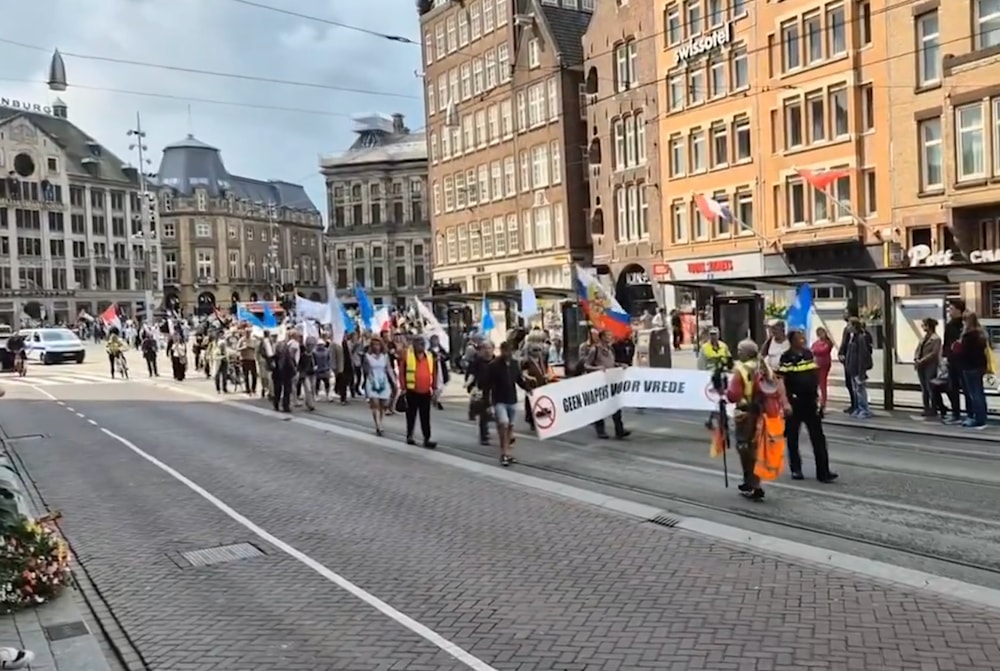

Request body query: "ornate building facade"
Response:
[153, 135, 323, 315]
[320, 114, 431, 307]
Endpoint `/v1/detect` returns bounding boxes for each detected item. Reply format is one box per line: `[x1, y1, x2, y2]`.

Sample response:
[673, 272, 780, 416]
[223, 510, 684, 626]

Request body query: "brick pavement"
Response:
[6, 389, 1000, 670]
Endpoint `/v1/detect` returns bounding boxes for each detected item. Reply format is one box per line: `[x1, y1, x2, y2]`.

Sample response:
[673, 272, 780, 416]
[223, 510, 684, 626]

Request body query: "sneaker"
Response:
[961, 419, 976, 428]
[0, 648, 35, 669]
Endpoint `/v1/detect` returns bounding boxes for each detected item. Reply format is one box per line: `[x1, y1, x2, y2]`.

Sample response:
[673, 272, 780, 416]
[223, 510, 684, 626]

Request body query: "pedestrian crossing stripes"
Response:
[4, 372, 131, 386]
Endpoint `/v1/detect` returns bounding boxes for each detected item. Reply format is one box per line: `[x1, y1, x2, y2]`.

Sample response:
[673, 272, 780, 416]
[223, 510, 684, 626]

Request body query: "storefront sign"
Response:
[665, 252, 763, 282]
[0, 98, 56, 115]
[625, 271, 650, 285]
[907, 244, 1000, 266]
[675, 25, 733, 65]
[651, 263, 671, 280]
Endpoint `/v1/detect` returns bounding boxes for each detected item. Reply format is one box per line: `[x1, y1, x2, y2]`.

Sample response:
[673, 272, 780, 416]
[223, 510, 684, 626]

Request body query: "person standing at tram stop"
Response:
[778, 329, 839, 483]
[398, 336, 440, 449]
[954, 310, 990, 429]
[583, 329, 630, 440]
[942, 299, 968, 424]
[698, 327, 732, 429]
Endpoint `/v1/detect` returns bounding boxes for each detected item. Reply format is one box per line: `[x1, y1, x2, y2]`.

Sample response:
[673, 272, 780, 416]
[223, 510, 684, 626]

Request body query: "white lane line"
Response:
[87, 419, 97, 426]
[65, 407, 74, 412]
[75, 413, 85, 419]
[31, 386, 498, 671]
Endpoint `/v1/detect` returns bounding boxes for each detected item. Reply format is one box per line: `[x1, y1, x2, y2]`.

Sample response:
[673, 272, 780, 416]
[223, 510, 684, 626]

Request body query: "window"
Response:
[527, 83, 545, 126]
[733, 0, 746, 15]
[709, 58, 726, 98]
[826, 3, 846, 56]
[691, 129, 706, 171]
[196, 250, 214, 279]
[528, 39, 541, 68]
[507, 214, 519, 254]
[711, 125, 728, 168]
[460, 63, 472, 100]
[498, 44, 510, 82]
[458, 225, 468, 261]
[164, 252, 178, 282]
[636, 113, 646, 164]
[859, 1, 872, 46]
[500, 99, 513, 137]
[519, 151, 531, 192]
[784, 100, 803, 148]
[483, 0, 494, 32]
[862, 169, 877, 216]
[833, 173, 851, 219]
[665, 5, 681, 45]
[424, 31, 434, 65]
[689, 68, 705, 105]
[670, 135, 686, 177]
[694, 205, 708, 240]
[736, 190, 753, 234]
[435, 24, 446, 59]
[861, 84, 874, 131]
[496, 0, 507, 26]
[787, 179, 806, 226]
[470, 1, 481, 38]
[473, 59, 484, 95]
[713, 193, 731, 236]
[195, 219, 211, 237]
[734, 117, 751, 160]
[804, 12, 822, 64]
[550, 141, 562, 183]
[613, 118, 626, 169]
[829, 86, 849, 137]
[444, 176, 455, 211]
[533, 206, 552, 249]
[475, 110, 487, 147]
[485, 50, 497, 89]
[458, 11, 469, 45]
[614, 40, 638, 92]
[956, 104, 986, 180]
[229, 250, 240, 279]
[672, 201, 688, 243]
[781, 20, 801, 71]
[491, 161, 503, 198]
[446, 16, 457, 52]
[547, 78, 559, 121]
[916, 11, 940, 87]
[624, 115, 637, 167]
[504, 156, 517, 195]
[686, 0, 702, 36]
[732, 46, 748, 89]
[668, 75, 684, 112]
[446, 228, 457, 264]
[976, 0, 1000, 49]
[708, 0, 725, 27]
[807, 91, 825, 143]
[531, 144, 549, 187]
[487, 105, 499, 144]
[478, 165, 489, 202]
[494, 217, 507, 255]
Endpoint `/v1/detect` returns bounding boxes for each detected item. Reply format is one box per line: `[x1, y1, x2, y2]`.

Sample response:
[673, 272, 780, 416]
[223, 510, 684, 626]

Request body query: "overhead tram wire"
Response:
[226, 0, 419, 44]
[0, 36, 419, 99]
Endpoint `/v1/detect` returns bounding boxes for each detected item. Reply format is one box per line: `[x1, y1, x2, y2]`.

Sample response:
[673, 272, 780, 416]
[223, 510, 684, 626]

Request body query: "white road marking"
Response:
[30, 385, 498, 671]
[87, 419, 97, 426]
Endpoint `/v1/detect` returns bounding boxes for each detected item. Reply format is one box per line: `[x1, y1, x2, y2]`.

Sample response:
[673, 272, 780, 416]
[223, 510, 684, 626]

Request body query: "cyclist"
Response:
[6, 334, 26, 377]
[105, 327, 128, 379]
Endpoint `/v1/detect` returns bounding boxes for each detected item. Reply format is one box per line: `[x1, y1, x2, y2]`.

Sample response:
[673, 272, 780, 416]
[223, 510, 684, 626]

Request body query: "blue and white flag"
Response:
[786, 284, 813, 336]
[480, 295, 495, 333]
[355, 285, 375, 331]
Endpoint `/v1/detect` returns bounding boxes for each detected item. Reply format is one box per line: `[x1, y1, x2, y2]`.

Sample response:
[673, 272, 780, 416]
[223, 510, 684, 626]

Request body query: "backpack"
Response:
[274, 341, 295, 373]
[298, 347, 316, 375]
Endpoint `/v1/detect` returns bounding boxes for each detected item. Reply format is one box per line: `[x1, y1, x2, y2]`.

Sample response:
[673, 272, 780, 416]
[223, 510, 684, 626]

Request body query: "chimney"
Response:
[391, 113, 406, 134]
[51, 97, 67, 119]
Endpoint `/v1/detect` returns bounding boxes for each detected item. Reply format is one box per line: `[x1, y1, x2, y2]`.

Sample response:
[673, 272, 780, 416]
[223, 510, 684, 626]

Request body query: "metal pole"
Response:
[268, 202, 281, 299]
[127, 112, 154, 321]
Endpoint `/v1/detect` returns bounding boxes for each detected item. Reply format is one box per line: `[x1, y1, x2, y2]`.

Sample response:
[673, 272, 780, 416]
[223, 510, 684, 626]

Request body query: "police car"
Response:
[20, 328, 86, 365]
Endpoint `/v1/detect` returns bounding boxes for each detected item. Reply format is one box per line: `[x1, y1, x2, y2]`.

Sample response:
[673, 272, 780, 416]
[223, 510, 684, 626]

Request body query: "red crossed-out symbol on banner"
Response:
[531, 395, 556, 430]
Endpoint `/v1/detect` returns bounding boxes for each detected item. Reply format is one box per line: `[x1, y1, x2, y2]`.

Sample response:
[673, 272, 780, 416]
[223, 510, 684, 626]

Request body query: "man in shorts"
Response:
[485, 341, 525, 467]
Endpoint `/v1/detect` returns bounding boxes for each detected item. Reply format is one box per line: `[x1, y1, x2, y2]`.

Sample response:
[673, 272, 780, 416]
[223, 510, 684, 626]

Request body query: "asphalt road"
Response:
[2, 358, 1000, 669]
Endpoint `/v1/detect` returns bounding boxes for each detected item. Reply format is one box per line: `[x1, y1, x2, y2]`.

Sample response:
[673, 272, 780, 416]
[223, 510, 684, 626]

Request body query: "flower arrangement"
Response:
[765, 303, 789, 320]
[0, 513, 70, 611]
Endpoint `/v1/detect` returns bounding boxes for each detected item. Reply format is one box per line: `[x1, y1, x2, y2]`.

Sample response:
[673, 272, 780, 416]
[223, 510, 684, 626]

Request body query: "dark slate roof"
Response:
[0, 107, 137, 185]
[154, 134, 318, 212]
[537, 1, 592, 67]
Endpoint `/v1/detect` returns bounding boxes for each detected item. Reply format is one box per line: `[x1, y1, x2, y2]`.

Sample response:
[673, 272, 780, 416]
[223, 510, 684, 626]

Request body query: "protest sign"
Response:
[528, 367, 718, 440]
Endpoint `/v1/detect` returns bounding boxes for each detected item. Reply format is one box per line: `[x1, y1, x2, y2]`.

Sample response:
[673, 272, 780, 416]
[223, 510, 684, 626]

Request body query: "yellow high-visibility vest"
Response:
[404, 350, 435, 390]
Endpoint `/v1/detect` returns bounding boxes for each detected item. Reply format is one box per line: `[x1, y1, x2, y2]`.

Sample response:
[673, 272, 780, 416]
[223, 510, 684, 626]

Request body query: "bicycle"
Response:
[114, 352, 130, 380]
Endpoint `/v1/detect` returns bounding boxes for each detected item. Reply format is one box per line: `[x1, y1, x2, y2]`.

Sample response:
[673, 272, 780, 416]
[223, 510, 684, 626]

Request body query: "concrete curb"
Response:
[151, 379, 1000, 613]
[0, 438, 113, 671]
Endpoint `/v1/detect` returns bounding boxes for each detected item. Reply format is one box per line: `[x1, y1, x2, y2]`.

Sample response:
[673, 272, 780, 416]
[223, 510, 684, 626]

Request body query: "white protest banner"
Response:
[528, 367, 718, 440]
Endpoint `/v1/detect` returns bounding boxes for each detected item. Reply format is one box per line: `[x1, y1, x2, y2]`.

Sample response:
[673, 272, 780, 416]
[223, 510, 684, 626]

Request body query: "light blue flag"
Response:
[235, 303, 264, 329]
[260, 302, 278, 329]
[341, 304, 356, 334]
[786, 284, 812, 337]
[355, 285, 375, 330]
[480, 295, 495, 332]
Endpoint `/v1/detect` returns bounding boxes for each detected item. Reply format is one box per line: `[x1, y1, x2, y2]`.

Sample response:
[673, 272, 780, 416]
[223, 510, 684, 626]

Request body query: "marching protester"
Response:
[212, 334, 231, 394]
[465, 341, 495, 446]
[429, 334, 449, 410]
[237, 328, 259, 396]
[314, 336, 333, 402]
[141, 330, 159, 377]
[166, 333, 187, 381]
[484, 340, 525, 466]
[521, 339, 552, 431]
[257, 330, 275, 400]
[335, 334, 355, 405]
[583, 329, 629, 440]
[761, 320, 789, 371]
[363, 336, 395, 435]
[297, 336, 318, 412]
[699, 327, 732, 429]
[398, 336, 439, 449]
[777, 329, 838, 483]
[271, 329, 299, 413]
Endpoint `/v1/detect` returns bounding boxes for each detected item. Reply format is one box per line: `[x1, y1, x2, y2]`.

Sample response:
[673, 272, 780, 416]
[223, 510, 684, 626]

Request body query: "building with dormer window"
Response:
[320, 113, 431, 307]
[0, 97, 161, 326]
[152, 135, 324, 315]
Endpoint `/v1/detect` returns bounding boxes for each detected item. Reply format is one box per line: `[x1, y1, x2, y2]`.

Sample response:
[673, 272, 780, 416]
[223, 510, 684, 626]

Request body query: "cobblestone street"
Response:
[0, 377, 997, 669]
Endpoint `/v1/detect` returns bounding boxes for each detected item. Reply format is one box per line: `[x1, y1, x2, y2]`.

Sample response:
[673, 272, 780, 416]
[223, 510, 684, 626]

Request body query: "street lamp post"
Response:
[127, 113, 156, 321]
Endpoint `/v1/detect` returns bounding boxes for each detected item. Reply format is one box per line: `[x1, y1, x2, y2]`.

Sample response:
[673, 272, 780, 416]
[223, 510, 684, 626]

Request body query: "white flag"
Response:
[325, 271, 347, 344]
[414, 298, 449, 352]
[519, 285, 538, 319]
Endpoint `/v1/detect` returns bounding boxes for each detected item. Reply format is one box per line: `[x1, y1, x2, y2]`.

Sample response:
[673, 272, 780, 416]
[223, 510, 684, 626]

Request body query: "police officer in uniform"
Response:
[777, 329, 838, 483]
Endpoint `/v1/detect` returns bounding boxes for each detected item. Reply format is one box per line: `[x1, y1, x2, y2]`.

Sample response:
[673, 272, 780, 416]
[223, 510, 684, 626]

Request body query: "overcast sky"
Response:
[0, 0, 424, 221]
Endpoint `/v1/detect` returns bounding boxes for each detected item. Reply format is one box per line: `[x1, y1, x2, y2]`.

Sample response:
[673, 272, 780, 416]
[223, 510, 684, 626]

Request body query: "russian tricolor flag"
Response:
[574, 264, 632, 340]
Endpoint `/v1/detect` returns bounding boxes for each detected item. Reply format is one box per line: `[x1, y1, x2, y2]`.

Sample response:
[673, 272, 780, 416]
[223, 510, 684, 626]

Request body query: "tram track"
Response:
[308, 411, 1000, 580]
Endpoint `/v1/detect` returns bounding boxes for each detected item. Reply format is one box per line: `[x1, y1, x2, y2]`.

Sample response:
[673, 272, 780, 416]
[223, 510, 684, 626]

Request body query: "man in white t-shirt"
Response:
[761, 320, 790, 372]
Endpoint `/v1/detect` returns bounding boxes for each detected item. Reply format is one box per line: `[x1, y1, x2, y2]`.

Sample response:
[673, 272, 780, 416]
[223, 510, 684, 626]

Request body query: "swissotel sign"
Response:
[674, 25, 733, 65]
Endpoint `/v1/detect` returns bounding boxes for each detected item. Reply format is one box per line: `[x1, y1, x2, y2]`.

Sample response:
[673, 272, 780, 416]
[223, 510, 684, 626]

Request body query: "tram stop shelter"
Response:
[658, 261, 1000, 410]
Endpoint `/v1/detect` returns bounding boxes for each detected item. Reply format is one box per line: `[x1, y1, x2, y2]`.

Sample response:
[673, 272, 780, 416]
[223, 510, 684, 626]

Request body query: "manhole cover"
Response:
[177, 542, 265, 567]
[44, 620, 89, 642]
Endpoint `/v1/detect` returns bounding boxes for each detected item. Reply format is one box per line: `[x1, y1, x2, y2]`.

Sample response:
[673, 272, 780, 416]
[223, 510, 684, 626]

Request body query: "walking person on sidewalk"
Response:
[398, 336, 440, 449]
[465, 341, 495, 445]
[141, 330, 159, 377]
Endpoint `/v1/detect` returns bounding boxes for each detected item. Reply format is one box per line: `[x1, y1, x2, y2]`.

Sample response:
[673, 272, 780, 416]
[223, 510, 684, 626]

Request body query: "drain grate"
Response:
[177, 542, 265, 568]
[647, 514, 682, 528]
[44, 620, 90, 642]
